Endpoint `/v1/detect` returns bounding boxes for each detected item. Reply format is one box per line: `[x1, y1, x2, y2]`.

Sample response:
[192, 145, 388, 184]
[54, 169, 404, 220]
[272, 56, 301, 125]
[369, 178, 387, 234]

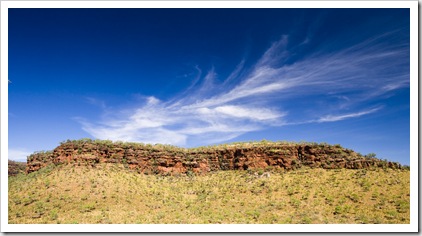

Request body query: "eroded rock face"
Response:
[26, 141, 402, 175]
[26, 152, 54, 174]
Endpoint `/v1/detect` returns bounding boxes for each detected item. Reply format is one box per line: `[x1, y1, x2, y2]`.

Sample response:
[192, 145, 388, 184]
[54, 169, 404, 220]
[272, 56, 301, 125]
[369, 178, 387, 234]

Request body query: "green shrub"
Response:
[366, 153, 377, 158]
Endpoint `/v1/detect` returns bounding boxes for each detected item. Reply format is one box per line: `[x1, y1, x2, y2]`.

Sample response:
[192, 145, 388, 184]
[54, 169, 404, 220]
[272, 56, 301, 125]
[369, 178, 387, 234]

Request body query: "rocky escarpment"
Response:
[26, 139, 403, 175]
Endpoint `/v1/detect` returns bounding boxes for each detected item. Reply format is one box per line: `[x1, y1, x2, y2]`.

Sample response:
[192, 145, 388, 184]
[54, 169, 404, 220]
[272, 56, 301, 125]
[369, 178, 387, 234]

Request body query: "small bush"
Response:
[366, 153, 377, 158]
[80, 203, 96, 213]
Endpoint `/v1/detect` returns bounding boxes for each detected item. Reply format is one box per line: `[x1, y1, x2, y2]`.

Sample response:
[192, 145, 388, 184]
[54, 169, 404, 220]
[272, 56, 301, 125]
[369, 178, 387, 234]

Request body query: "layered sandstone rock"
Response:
[26, 140, 402, 175]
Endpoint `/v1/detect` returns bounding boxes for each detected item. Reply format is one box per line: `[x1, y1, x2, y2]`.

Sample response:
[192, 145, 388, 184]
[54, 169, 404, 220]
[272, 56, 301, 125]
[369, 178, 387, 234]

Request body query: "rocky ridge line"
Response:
[26, 139, 403, 175]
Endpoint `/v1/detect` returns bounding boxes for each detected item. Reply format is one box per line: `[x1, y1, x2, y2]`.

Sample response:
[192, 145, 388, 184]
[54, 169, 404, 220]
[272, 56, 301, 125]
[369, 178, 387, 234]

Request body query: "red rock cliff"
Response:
[26, 140, 402, 175]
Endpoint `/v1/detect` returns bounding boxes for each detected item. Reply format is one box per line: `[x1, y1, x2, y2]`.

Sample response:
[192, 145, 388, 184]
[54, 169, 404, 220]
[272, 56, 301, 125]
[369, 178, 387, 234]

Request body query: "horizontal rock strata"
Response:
[26, 140, 402, 175]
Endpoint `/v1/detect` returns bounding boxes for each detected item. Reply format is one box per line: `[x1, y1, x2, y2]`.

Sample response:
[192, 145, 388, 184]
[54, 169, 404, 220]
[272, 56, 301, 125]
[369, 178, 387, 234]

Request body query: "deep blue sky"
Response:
[8, 8, 410, 164]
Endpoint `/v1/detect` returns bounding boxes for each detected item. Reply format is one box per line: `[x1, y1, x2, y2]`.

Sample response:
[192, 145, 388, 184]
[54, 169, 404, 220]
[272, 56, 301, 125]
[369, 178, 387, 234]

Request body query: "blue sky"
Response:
[8, 8, 410, 165]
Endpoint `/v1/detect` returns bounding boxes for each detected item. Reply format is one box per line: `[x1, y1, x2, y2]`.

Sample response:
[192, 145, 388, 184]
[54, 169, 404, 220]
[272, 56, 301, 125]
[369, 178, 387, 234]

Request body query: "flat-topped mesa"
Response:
[26, 139, 403, 175]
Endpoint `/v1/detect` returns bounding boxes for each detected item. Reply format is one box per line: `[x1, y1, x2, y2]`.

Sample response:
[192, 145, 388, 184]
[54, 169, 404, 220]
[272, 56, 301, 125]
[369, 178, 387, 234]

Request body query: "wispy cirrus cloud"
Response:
[316, 107, 383, 123]
[78, 31, 409, 147]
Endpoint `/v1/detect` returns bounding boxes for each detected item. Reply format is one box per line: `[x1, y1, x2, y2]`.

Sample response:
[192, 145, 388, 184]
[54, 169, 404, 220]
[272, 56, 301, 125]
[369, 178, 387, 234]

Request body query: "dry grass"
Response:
[8, 164, 410, 224]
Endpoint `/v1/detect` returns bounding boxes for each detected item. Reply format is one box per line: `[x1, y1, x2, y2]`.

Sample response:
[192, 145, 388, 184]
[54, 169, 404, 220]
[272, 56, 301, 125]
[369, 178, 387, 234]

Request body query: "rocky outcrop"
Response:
[8, 160, 27, 176]
[26, 140, 403, 175]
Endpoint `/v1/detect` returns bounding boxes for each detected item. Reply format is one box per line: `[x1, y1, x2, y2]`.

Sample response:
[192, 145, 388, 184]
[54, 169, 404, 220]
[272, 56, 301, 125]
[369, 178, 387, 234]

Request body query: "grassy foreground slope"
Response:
[9, 164, 409, 224]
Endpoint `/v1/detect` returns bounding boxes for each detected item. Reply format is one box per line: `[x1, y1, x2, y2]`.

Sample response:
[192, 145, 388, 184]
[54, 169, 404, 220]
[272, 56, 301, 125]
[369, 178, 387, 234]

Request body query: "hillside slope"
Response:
[8, 164, 410, 224]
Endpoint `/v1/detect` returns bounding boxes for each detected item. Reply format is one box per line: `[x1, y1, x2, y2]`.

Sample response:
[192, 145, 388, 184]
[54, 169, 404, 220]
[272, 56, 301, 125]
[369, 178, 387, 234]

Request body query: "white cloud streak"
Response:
[9, 149, 32, 162]
[78, 32, 409, 147]
[317, 107, 382, 123]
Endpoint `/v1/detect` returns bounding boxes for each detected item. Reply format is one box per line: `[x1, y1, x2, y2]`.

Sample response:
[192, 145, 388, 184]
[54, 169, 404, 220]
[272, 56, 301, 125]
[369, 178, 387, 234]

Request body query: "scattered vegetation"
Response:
[55, 138, 349, 154]
[8, 164, 410, 224]
[8, 160, 26, 176]
[15, 138, 409, 224]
